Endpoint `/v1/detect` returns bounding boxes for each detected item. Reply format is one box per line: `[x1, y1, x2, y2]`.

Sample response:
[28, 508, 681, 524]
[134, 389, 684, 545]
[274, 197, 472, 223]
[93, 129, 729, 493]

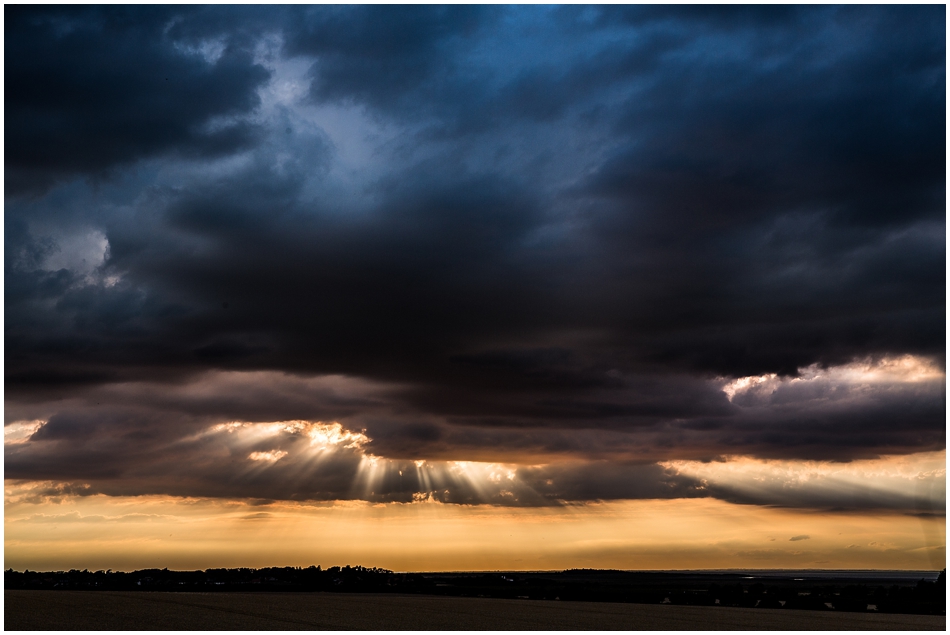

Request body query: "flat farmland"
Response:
[5, 591, 945, 630]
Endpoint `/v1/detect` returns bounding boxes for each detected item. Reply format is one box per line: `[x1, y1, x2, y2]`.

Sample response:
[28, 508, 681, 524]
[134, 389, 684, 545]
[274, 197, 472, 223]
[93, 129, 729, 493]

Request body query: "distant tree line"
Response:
[5, 567, 944, 615]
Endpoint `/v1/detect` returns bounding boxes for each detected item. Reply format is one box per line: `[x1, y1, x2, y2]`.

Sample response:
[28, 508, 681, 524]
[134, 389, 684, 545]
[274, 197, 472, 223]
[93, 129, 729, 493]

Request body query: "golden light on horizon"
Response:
[5, 480, 944, 573]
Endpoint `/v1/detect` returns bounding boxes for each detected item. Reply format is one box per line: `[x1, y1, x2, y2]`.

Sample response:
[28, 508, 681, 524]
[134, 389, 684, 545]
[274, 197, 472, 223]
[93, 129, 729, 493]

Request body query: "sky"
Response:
[4, 5, 946, 572]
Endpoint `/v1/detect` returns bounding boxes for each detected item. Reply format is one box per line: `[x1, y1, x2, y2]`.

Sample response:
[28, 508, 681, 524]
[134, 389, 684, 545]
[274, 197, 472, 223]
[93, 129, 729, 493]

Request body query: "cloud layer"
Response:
[5, 6, 945, 509]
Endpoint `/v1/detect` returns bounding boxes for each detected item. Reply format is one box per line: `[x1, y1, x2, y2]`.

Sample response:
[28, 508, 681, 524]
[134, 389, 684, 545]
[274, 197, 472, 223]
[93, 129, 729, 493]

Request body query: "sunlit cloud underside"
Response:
[6, 356, 944, 508]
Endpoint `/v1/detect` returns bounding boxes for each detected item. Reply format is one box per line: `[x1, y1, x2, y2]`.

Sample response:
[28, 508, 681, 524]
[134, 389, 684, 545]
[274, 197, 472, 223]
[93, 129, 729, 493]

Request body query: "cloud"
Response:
[6, 377, 944, 510]
[664, 450, 946, 513]
[5, 6, 271, 195]
[284, 6, 493, 116]
[789, 535, 810, 542]
[4, 6, 944, 507]
[5, 411, 708, 505]
[11, 512, 173, 524]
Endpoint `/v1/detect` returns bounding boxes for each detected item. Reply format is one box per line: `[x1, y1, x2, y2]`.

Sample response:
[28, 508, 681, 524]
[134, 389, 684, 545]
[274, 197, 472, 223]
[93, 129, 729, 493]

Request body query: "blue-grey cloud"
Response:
[5, 6, 272, 195]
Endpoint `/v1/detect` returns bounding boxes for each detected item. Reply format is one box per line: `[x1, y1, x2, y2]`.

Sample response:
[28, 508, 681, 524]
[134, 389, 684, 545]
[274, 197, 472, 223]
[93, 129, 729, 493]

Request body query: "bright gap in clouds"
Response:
[196, 419, 533, 505]
[4, 420, 45, 445]
[720, 355, 944, 402]
[209, 420, 369, 451]
[662, 451, 946, 514]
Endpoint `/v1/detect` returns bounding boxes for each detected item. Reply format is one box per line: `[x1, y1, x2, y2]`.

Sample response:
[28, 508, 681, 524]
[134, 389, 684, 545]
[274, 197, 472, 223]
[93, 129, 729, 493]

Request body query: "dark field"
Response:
[8, 567, 944, 615]
[5, 591, 946, 630]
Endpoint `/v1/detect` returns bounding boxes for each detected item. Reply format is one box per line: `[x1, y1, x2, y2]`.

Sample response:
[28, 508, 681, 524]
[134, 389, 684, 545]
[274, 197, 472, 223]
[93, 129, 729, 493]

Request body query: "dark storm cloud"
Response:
[4, 5, 271, 195]
[284, 5, 493, 116]
[4, 6, 945, 505]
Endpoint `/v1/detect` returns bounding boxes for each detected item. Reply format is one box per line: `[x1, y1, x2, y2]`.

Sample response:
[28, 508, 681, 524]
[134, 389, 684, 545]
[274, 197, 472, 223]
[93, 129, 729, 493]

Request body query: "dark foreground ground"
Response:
[7, 567, 944, 614]
[5, 591, 946, 630]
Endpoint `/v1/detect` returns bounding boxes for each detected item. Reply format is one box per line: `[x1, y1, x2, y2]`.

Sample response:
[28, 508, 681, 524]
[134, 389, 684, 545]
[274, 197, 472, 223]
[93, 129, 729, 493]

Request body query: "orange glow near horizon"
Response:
[4, 483, 944, 573]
